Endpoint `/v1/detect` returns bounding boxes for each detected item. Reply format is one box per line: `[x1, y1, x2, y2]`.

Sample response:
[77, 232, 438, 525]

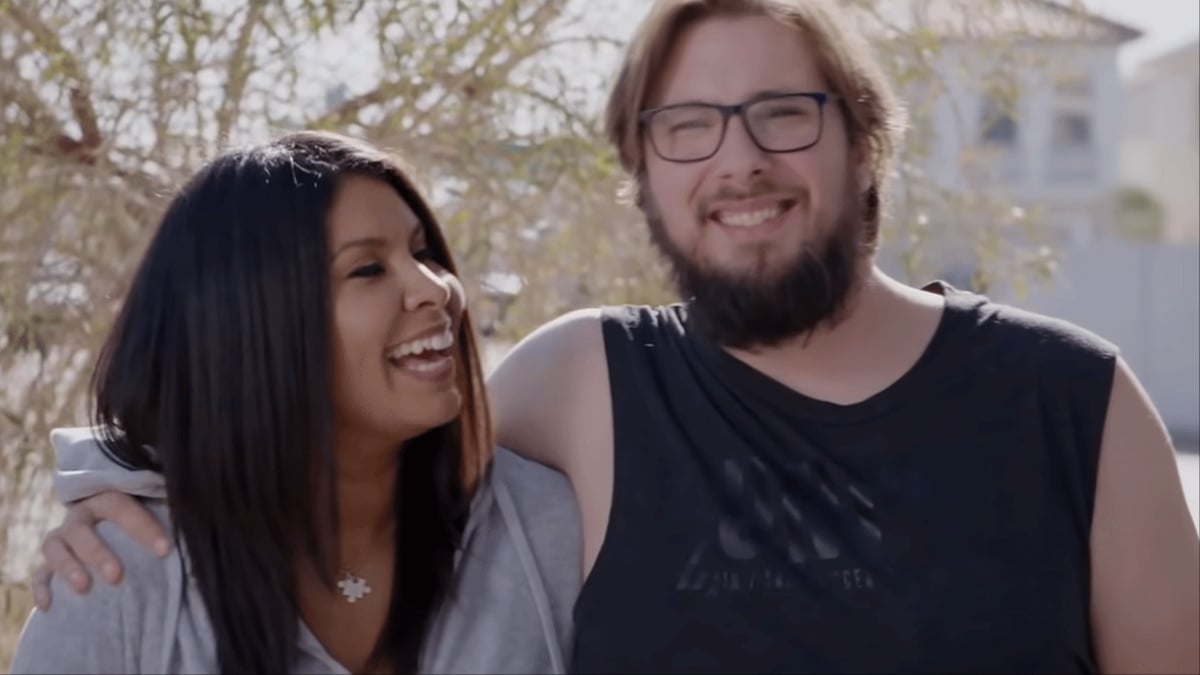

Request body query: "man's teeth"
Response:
[716, 205, 783, 228]
[388, 328, 454, 360]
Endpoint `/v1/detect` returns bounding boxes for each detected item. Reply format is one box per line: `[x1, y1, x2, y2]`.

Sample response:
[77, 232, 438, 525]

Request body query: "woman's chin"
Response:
[397, 393, 465, 441]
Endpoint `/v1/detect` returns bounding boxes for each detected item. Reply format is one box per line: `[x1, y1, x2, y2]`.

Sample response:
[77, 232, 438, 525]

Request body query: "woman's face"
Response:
[326, 174, 465, 448]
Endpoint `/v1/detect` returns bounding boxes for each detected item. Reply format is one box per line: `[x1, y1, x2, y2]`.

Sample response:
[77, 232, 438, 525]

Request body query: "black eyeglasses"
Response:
[639, 91, 840, 163]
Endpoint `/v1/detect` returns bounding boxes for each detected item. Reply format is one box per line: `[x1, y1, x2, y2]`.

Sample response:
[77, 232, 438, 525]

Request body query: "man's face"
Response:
[641, 13, 867, 348]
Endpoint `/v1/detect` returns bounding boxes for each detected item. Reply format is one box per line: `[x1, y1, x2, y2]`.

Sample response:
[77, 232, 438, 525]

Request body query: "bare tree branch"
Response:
[7, 1, 103, 157]
[216, 1, 268, 143]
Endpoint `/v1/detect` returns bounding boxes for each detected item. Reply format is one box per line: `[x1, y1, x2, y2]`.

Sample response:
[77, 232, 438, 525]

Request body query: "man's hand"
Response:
[30, 491, 170, 610]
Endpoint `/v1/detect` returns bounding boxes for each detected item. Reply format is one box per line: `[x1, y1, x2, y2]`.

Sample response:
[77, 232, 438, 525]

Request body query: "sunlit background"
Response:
[2, 0, 1196, 667]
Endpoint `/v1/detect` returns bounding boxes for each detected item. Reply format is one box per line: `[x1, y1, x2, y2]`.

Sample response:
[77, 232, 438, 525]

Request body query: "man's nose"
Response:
[711, 115, 769, 182]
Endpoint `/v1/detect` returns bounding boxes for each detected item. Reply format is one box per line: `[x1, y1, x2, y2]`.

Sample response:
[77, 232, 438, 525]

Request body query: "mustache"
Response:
[696, 181, 810, 218]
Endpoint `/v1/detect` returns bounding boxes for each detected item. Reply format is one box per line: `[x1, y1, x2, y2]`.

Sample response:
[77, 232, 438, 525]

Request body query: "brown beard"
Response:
[644, 175, 867, 350]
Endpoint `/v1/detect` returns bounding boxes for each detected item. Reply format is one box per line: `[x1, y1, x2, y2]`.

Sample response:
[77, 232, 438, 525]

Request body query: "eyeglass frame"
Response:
[637, 91, 842, 164]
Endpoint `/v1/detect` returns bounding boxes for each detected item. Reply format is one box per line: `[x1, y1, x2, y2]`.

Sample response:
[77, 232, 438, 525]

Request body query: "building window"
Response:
[979, 95, 1019, 146]
[1051, 76, 1094, 150]
[1047, 75, 1096, 182]
[1052, 111, 1092, 149]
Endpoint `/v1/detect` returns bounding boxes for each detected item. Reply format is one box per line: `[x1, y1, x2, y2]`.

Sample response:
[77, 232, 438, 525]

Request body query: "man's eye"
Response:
[349, 262, 385, 279]
[671, 119, 714, 133]
[767, 106, 807, 118]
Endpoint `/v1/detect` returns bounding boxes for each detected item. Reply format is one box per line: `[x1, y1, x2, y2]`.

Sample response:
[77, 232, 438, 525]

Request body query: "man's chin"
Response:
[698, 255, 799, 287]
[668, 235, 863, 349]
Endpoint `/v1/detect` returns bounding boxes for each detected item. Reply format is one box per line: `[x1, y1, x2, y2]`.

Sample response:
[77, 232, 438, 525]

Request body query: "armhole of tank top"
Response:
[1081, 344, 1120, 531]
[574, 307, 643, 615]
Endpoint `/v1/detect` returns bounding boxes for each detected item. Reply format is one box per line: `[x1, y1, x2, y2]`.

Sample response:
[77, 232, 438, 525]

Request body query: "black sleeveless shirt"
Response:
[571, 283, 1117, 673]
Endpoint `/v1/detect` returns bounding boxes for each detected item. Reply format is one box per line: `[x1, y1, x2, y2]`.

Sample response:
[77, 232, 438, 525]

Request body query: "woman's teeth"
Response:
[387, 328, 454, 361]
[399, 355, 450, 372]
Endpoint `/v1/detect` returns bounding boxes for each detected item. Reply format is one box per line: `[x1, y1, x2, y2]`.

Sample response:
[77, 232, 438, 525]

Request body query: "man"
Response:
[31, 1, 1200, 672]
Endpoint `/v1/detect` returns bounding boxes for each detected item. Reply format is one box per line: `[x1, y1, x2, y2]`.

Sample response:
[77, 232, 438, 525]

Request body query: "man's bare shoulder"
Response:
[488, 308, 608, 470]
[501, 308, 604, 363]
[489, 307, 605, 397]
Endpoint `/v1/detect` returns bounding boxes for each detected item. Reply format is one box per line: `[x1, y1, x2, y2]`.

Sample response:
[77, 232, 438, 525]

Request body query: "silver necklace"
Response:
[336, 568, 372, 603]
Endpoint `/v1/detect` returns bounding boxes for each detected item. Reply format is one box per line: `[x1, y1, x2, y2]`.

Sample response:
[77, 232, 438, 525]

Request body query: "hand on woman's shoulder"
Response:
[10, 501, 177, 674]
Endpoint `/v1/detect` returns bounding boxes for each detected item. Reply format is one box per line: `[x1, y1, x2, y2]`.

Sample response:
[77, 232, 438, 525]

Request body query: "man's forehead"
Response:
[650, 13, 825, 106]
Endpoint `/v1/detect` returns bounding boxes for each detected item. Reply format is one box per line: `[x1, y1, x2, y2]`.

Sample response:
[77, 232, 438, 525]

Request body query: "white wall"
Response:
[992, 238, 1200, 441]
[1121, 42, 1200, 243]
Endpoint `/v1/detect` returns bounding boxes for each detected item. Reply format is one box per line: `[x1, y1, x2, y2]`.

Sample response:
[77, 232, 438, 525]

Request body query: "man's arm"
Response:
[487, 308, 608, 472]
[1090, 356, 1200, 674]
[486, 308, 615, 574]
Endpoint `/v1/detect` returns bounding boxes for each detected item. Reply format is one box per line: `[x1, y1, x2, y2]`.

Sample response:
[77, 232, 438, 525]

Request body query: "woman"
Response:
[10, 132, 579, 674]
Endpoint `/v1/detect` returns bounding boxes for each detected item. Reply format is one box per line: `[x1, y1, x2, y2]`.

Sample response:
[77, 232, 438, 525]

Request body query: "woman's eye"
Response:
[349, 262, 385, 279]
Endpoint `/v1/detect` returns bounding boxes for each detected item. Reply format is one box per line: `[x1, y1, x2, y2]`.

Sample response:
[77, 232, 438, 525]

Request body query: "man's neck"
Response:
[724, 266, 945, 405]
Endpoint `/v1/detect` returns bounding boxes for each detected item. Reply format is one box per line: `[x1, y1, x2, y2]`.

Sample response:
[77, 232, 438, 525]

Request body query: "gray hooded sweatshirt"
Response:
[10, 427, 581, 674]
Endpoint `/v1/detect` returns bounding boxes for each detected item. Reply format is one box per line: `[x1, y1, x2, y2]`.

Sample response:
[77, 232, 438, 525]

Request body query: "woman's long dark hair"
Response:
[90, 131, 493, 673]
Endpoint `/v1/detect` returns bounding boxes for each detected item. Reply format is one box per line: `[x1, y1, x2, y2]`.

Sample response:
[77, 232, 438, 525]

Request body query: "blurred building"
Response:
[873, 0, 1142, 252]
[1120, 39, 1200, 243]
